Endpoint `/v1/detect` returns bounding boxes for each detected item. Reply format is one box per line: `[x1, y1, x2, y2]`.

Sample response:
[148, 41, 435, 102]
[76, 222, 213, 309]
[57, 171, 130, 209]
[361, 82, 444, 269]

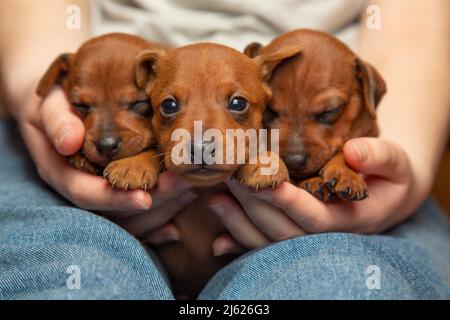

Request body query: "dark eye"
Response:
[315, 107, 343, 125]
[160, 98, 179, 115]
[228, 97, 249, 113]
[130, 100, 151, 116]
[72, 103, 91, 115]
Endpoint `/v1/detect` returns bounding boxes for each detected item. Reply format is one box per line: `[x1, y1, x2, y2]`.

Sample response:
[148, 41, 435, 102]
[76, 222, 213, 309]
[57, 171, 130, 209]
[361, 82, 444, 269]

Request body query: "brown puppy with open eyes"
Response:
[245, 29, 386, 202]
[37, 33, 164, 190]
[129, 42, 302, 297]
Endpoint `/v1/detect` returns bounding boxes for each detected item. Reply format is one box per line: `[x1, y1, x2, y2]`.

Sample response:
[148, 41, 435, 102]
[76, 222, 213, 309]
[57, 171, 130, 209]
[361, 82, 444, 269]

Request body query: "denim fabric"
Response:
[0, 121, 449, 300]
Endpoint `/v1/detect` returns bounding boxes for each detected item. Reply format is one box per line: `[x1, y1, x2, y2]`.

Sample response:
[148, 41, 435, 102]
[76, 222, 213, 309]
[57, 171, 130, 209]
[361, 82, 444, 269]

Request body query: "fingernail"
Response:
[127, 197, 150, 210]
[214, 241, 236, 257]
[254, 191, 272, 202]
[163, 230, 180, 242]
[179, 191, 198, 204]
[350, 141, 369, 162]
[209, 204, 225, 216]
[214, 245, 228, 257]
[55, 127, 72, 148]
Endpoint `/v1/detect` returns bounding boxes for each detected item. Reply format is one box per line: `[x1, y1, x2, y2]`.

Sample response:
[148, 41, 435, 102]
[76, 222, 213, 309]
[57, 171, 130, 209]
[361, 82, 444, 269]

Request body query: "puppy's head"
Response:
[37, 33, 159, 167]
[135, 43, 302, 186]
[245, 29, 386, 179]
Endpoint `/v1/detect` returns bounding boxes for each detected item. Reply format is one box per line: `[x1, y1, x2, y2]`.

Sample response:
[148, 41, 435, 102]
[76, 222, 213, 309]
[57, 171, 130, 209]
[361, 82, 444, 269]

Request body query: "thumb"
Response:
[343, 138, 410, 181]
[39, 88, 85, 155]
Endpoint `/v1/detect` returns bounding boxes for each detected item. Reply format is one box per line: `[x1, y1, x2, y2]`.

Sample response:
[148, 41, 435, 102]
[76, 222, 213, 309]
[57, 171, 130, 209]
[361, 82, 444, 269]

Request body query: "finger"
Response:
[209, 192, 270, 249]
[212, 233, 245, 256]
[39, 88, 85, 155]
[20, 121, 152, 212]
[226, 179, 306, 241]
[255, 180, 405, 234]
[142, 223, 181, 245]
[118, 191, 198, 236]
[343, 138, 410, 182]
[149, 172, 193, 209]
[254, 182, 345, 233]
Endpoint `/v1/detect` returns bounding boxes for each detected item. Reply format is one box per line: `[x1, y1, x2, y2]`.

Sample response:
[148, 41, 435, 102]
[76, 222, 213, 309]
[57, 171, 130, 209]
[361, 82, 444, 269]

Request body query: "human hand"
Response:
[209, 138, 428, 255]
[12, 87, 198, 238]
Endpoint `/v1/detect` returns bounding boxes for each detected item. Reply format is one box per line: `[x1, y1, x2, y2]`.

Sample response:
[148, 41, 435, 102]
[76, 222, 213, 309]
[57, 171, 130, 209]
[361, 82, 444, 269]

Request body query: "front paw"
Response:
[103, 158, 158, 191]
[319, 165, 368, 201]
[68, 153, 99, 175]
[234, 159, 289, 191]
[298, 176, 336, 202]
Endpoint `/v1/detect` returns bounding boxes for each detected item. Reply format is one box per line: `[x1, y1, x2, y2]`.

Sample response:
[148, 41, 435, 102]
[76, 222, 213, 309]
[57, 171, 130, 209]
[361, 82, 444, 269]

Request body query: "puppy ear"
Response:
[36, 53, 71, 97]
[256, 45, 302, 81]
[244, 42, 263, 58]
[135, 49, 167, 89]
[355, 58, 387, 119]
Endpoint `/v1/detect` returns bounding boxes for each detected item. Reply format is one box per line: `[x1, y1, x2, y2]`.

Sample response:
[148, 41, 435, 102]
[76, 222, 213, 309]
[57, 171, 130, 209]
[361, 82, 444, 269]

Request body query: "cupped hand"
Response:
[209, 138, 426, 255]
[13, 86, 198, 238]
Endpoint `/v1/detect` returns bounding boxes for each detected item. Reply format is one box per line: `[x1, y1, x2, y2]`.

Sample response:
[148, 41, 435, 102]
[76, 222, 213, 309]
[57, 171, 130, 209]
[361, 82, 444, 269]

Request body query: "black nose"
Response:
[284, 153, 309, 170]
[190, 141, 215, 165]
[95, 136, 122, 158]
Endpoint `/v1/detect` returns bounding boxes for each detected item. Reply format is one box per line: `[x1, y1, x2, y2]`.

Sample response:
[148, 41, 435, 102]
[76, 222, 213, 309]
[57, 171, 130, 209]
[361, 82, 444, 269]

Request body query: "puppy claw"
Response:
[326, 177, 337, 191]
[304, 182, 311, 193]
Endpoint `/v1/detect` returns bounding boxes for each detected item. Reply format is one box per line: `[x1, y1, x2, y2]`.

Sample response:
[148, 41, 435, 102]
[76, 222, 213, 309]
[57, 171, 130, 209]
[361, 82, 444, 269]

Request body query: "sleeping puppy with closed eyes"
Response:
[245, 29, 386, 202]
[37, 33, 165, 190]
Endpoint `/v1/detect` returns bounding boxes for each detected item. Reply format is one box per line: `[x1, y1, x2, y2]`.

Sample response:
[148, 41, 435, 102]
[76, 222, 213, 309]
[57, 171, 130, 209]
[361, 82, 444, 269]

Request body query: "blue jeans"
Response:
[0, 121, 449, 299]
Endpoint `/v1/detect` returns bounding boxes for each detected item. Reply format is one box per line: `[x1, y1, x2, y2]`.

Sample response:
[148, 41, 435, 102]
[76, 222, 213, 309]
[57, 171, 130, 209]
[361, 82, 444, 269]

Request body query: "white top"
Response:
[92, 0, 367, 51]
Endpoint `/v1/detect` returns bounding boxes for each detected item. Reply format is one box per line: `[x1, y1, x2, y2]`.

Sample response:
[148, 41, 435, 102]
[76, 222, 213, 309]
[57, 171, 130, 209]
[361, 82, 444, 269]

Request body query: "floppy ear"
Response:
[244, 42, 263, 58]
[36, 53, 71, 97]
[134, 49, 167, 89]
[255, 45, 303, 81]
[355, 58, 387, 119]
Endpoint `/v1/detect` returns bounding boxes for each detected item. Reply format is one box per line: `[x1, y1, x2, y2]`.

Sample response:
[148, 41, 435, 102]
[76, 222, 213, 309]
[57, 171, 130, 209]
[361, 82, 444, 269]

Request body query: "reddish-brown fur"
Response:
[36, 33, 164, 189]
[131, 42, 301, 297]
[245, 29, 387, 201]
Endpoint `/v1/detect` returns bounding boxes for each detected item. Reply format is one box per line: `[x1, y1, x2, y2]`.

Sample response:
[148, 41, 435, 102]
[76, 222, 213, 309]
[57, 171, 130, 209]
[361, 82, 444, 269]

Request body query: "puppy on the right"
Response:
[245, 29, 387, 202]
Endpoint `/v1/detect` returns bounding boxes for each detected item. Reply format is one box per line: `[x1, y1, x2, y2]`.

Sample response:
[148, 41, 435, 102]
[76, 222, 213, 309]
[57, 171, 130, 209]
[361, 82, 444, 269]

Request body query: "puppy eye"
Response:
[72, 103, 91, 115]
[315, 107, 342, 125]
[130, 100, 151, 116]
[160, 98, 179, 115]
[228, 97, 249, 113]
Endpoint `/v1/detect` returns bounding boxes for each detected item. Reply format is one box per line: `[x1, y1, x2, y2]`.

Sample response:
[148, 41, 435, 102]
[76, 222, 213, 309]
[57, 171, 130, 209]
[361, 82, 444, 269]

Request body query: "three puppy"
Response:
[37, 29, 386, 297]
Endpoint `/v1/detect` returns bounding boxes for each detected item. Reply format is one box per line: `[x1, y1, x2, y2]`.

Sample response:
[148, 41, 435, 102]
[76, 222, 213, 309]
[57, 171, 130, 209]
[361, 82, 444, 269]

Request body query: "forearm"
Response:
[359, 0, 450, 199]
[0, 0, 90, 111]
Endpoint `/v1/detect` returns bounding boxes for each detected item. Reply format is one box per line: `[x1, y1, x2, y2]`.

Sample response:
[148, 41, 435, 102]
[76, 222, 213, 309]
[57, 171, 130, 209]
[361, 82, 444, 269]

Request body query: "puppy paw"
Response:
[319, 165, 368, 201]
[103, 158, 158, 191]
[68, 153, 99, 175]
[234, 160, 289, 191]
[298, 176, 335, 202]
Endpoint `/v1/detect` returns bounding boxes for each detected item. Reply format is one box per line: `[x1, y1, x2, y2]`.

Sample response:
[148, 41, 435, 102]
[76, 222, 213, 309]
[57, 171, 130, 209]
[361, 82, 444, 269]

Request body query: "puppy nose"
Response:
[95, 136, 122, 158]
[190, 141, 215, 164]
[284, 153, 309, 170]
